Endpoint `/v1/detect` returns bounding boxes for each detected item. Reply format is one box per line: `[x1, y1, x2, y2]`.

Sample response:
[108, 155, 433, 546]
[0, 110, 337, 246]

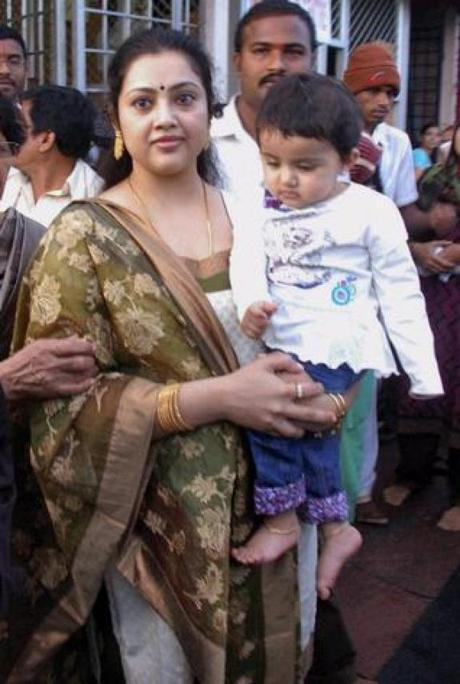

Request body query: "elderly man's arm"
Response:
[0, 337, 97, 401]
[400, 201, 457, 239]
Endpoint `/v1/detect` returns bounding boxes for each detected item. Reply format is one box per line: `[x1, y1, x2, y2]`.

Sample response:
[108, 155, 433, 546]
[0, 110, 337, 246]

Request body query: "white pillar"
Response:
[72, 1, 86, 92]
[395, 0, 410, 130]
[54, 0, 67, 85]
[201, 0, 231, 101]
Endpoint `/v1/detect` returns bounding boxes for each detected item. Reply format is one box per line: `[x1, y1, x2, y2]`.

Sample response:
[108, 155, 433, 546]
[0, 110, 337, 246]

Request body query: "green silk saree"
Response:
[3, 200, 307, 683]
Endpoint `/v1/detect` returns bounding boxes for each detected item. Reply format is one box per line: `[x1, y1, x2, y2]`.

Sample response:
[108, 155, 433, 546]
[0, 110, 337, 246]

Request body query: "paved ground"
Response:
[336, 439, 460, 682]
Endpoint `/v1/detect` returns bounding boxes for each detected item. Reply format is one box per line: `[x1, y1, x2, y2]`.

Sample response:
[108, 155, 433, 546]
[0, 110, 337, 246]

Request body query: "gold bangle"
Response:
[326, 392, 347, 432]
[156, 383, 194, 434]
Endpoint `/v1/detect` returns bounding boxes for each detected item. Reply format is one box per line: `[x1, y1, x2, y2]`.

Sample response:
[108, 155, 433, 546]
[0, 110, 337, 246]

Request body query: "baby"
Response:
[229, 73, 443, 599]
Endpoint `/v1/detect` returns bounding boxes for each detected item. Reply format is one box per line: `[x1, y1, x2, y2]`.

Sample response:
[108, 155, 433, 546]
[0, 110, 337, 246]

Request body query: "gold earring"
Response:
[114, 129, 124, 160]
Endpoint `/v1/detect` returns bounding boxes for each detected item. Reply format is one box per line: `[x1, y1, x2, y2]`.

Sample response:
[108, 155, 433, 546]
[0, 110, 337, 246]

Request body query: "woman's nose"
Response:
[153, 99, 176, 127]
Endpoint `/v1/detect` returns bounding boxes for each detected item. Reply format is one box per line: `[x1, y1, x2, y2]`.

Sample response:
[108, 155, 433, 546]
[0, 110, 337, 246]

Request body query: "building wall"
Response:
[3, 0, 458, 135]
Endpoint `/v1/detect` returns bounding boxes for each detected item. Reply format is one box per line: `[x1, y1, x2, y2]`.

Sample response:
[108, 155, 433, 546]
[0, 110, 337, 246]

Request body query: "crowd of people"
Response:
[0, 1, 458, 682]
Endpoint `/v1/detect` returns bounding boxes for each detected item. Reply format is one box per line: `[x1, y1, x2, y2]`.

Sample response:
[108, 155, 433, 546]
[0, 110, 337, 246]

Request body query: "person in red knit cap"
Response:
[341, 42, 456, 526]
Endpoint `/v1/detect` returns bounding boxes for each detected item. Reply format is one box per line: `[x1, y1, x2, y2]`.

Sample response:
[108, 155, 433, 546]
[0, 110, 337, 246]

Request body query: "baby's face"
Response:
[259, 130, 348, 209]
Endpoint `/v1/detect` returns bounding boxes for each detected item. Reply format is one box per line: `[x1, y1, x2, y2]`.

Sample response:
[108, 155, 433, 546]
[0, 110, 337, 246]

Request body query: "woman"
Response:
[412, 123, 441, 181]
[384, 123, 460, 530]
[2, 29, 350, 683]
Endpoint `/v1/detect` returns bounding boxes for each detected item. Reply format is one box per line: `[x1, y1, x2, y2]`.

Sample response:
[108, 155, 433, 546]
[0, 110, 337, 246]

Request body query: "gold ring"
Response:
[294, 382, 304, 401]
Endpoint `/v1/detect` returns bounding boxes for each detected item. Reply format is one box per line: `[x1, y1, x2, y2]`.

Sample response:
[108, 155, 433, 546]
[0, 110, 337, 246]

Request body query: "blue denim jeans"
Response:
[248, 359, 361, 524]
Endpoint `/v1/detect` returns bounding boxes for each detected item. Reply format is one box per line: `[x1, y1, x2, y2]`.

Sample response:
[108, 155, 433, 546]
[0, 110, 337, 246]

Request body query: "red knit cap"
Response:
[343, 42, 400, 95]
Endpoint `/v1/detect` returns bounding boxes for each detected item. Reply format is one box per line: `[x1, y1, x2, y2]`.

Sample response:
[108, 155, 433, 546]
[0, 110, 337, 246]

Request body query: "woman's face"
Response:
[117, 50, 209, 178]
[421, 126, 441, 152]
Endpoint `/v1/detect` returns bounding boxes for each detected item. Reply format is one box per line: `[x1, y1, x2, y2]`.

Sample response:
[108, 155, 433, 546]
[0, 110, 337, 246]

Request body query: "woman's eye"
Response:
[133, 98, 151, 110]
[177, 93, 196, 106]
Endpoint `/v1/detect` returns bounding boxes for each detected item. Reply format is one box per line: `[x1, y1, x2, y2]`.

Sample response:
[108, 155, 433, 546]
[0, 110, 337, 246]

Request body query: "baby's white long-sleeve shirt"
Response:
[228, 182, 443, 397]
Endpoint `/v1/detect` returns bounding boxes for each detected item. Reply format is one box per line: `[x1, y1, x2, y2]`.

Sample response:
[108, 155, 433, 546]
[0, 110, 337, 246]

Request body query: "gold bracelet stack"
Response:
[156, 383, 194, 435]
[326, 392, 347, 434]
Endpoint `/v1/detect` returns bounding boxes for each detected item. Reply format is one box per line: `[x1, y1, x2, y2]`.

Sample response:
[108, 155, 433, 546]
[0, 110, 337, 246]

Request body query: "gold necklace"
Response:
[128, 177, 213, 259]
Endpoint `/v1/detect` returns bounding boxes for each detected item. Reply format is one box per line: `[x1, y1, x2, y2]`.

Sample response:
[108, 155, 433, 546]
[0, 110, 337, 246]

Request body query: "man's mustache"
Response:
[259, 72, 285, 87]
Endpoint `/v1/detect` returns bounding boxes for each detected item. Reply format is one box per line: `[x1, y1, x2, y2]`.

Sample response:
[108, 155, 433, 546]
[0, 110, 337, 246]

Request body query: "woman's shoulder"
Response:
[47, 200, 98, 233]
[45, 199, 122, 248]
[413, 147, 430, 166]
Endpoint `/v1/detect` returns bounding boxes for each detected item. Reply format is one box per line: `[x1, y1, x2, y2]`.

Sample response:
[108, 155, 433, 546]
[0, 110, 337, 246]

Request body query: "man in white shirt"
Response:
[343, 41, 455, 237]
[342, 42, 455, 523]
[212, 4, 357, 683]
[0, 85, 104, 226]
[211, 0, 316, 202]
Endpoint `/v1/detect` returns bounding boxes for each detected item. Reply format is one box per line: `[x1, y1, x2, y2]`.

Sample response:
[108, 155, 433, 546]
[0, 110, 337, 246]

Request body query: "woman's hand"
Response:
[409, 241, 454, 274]
[0, 337, 98, 401]
[216, 352, 336, 437]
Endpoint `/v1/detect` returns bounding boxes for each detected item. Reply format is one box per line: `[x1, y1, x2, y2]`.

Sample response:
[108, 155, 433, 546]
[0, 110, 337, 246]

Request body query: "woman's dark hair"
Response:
[234, 0, 317, 53]
[446, 122, 460, 168]
[0, 94, 25, 147]
[256, 72, 362, 159]
[103, 27, 221, 188]
[419, 123, 440, 163]
[420, 122, 438, 137]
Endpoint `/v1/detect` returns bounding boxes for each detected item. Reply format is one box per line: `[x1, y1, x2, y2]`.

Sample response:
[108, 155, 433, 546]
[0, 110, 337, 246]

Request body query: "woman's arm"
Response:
[179, 352, 341, 439]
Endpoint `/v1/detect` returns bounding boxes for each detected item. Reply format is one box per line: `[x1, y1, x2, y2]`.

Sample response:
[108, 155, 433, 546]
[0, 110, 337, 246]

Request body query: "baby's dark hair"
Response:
[256, 72, 363, 159]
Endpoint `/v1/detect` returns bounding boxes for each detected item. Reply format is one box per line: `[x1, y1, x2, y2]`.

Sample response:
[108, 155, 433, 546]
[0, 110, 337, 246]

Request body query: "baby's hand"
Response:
[241, 301, 277, 339]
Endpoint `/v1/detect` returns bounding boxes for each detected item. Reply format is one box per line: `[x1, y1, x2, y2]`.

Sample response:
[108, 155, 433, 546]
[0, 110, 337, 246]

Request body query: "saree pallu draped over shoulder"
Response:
[3, 200, 306, 683]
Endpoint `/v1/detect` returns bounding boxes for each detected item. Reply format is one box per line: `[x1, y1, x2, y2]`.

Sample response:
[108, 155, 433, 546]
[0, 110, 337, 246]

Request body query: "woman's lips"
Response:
[152, 136, 184, 150]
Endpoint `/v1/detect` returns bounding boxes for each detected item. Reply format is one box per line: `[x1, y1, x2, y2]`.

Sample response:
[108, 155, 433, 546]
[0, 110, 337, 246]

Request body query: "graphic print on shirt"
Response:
[331, 275, 357, 306]
[264, 212, 334, 289]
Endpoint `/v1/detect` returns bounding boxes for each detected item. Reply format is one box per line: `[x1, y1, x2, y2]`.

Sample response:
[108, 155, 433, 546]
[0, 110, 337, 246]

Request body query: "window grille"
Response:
[349, 0, 397, 51]
[80, 0, 201, 95]
[330, 0, 342, 42]
[407, 7, 443, 143]
[0, 1, 200, 95]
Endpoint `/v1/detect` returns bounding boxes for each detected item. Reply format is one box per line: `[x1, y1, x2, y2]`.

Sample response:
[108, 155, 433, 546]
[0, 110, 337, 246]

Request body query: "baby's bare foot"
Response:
[382, 484, 413, 507]
[317, 523, 362, 600]
[231, 512, 300, 565]
[437, 506, 460, 531]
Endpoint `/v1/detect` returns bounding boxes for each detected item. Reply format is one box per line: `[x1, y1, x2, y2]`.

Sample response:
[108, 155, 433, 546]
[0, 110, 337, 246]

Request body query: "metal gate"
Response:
[1, 1, 200, 96]
[407, 6, 443, 143]
[349, 0, 398, 51]
[74, 0, 201, 96]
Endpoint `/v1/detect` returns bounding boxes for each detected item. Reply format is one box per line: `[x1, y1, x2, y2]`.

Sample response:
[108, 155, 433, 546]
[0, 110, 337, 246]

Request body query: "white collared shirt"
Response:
[371, 122, 418, 208]
[0, 159, 105, 227]
[211, 95, 265, 204]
